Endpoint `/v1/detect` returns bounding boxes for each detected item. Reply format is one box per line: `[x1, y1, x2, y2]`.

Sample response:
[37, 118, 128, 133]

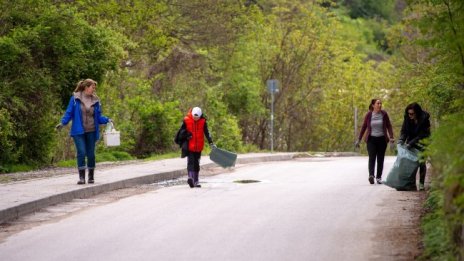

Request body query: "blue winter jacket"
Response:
[60, 95, 110, 140]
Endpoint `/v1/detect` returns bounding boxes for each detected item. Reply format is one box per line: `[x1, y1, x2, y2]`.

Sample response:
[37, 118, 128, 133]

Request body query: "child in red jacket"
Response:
[179, 107, 214, 188]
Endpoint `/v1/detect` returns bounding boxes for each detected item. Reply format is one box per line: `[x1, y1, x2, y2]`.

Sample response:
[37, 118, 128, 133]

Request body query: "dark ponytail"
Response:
[369, 98, 379, 111]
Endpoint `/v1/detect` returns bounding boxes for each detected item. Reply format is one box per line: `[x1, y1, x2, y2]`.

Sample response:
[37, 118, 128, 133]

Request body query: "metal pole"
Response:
[354, 106, 358, 151]
[267, 79, 278, 153]
[271, 91, 274, 153]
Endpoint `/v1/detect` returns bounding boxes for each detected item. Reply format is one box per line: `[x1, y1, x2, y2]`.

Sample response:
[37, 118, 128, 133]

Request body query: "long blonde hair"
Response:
[74, 79, 97, 92]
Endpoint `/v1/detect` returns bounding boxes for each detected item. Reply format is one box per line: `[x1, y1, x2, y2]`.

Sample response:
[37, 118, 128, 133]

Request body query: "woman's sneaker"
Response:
[368, 175, 375, 184]
[376, 178, 382, 184]
[419, 183, 425, 191]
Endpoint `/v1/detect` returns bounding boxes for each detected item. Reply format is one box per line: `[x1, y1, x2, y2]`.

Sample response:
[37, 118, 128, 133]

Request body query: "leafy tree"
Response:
[0, 0, 416, 165]
[0, 1, 124, 167]
[0, 109, 16, 165]
[343, 0, 397, 21]
[389, 0, 464, 258]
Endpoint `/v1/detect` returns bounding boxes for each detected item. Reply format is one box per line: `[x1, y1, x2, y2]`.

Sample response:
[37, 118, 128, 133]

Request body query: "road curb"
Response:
[0, 154, 295, 224]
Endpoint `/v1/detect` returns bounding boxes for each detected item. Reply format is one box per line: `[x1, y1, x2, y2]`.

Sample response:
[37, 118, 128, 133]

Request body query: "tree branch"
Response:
[443, 0, 464, 75]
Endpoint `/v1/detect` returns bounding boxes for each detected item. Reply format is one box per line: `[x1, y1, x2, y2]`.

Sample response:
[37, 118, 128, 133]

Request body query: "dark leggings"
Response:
[418, 162, 426, 184]
[187, 151, 201, 172]
[367, 136, 388, 179]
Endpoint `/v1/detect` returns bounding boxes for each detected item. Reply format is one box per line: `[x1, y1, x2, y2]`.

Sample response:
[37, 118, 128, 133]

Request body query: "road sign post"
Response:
[267, 79, 279, 153]
[354, 106, 358, 151]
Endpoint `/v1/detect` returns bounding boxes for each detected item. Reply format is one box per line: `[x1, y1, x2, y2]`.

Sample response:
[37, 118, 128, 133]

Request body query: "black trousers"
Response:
[412, 146, 427, 184]
[418, 162, 426, 184]
[187, 151, 201, 172]
[366, 136, 388, 179]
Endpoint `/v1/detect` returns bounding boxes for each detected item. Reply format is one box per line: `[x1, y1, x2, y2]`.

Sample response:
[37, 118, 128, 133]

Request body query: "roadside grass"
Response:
[144, 152, 179, 161]
[420, 189, 455, 260]
[0, 147, 260, 174]
[0, 150, 179, 180]
[56, 150, 135, 167]
[59, 151, 179, 166]
[3, 151, 182, 173]
[421, 112, 464, 260]
[0, 175, 12, 183]
[96, 150, 134, 162]
[0, 164, 36, 174]
[56, 160, 76, 168]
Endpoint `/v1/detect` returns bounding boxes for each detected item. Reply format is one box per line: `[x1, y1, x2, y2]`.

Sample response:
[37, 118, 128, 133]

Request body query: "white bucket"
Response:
[104, 122, 120, 147]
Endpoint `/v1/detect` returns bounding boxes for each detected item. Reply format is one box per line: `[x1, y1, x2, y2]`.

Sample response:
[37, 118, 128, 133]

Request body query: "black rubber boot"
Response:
[193, 171, 201, 188]
[187, 171, 194, 188]
[88, 169, 94, 184]
[77, 169, 86, 185]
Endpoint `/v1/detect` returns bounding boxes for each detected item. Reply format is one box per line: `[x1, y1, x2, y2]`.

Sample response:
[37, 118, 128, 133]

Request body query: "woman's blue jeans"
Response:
[73, 132, 96, 170]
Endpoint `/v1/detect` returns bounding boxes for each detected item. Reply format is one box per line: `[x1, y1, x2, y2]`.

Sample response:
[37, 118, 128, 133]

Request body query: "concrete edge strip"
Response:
[0, 154, 295, 224]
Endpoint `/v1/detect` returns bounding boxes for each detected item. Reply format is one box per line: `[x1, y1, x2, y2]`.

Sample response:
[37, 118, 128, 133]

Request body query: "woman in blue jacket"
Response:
[56, 79, 111, 184]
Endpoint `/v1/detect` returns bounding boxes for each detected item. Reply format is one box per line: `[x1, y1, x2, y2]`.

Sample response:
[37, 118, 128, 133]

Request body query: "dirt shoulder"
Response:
[370, 190, 427, 260]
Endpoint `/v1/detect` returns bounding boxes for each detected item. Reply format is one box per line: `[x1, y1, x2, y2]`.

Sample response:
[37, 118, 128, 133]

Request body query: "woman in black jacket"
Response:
[398, 102, 431, 190]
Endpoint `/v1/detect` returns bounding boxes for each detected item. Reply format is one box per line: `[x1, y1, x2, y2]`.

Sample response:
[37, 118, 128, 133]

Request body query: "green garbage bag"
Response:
[384, 144, 420, 191]
[209, 147, 237, 168]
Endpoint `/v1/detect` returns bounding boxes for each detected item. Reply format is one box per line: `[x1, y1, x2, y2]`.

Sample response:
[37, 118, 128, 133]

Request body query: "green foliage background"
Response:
[0, 0, 400, 165]
[0, 0, 463, 258]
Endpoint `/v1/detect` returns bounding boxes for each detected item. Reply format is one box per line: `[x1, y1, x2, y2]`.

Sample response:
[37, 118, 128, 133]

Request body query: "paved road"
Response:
[0, 156, 422, 261]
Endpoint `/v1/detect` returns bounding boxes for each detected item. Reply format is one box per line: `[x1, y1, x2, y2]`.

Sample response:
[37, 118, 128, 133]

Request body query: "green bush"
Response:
[109, 151, 134, 161]
[344, 0, 396, 22]
[130, 100, 181, 157]
[0, 164, 36, 174]
[423, 112, 464, 259]
[421, 190, 455, 260]
[96, 152, 118, 162]
[206, 88, 243, 152]
[0, 1, 125, 167]
[97, 75, 182, 158]
[144, 152, 179, 161]
[56, 160, 76, 168]
[0, 108, 16, 163]
[96, 150, 134, 162]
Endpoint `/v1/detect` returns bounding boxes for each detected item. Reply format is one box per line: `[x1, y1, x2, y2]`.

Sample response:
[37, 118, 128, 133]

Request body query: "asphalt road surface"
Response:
[0, 156, 424, 261]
